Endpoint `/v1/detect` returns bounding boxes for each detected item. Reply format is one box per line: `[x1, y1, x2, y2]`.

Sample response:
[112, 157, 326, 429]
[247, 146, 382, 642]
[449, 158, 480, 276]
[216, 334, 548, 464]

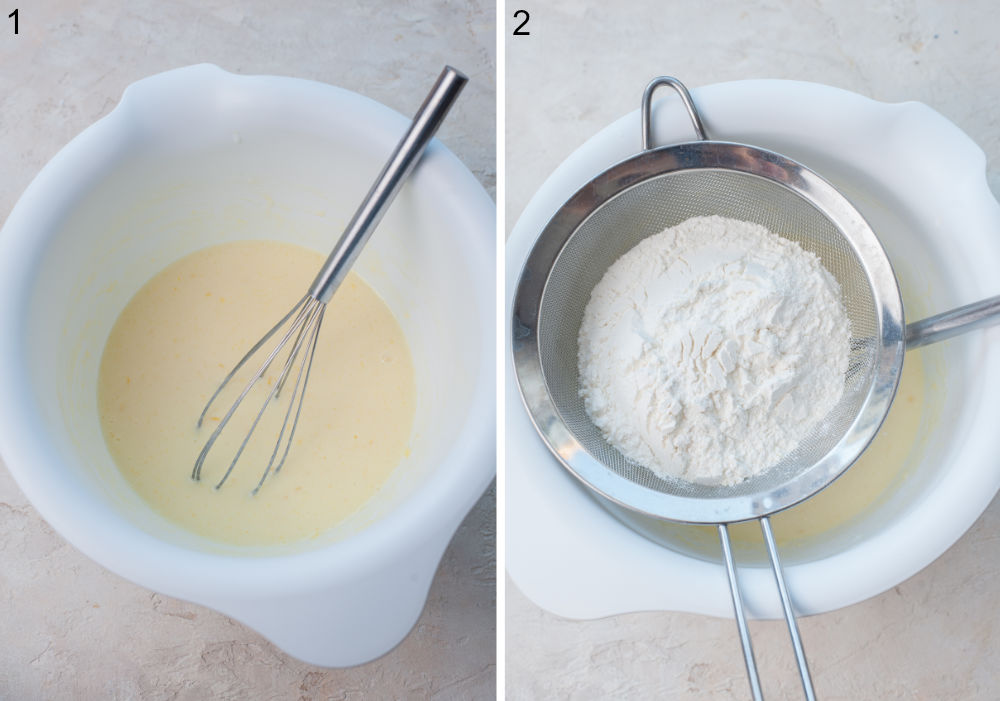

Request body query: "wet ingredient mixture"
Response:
[98, 240, 416, 546]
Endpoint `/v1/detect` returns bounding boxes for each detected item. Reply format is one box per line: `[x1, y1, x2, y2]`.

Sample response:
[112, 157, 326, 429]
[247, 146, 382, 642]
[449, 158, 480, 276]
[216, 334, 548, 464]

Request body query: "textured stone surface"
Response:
[508, 497, 1000, 699]
[0, 1, 495, 698]
[506, 0, 1000, 698]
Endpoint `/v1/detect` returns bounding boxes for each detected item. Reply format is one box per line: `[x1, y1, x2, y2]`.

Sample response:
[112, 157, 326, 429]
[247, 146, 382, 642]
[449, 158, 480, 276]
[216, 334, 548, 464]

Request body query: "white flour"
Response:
[577, 215, 851, 486]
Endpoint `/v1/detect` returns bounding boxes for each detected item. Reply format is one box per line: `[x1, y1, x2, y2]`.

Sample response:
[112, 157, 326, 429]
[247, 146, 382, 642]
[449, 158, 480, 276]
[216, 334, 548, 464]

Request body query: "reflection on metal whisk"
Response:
[192, 295, 325, 493]
[192, 65, 468, 493]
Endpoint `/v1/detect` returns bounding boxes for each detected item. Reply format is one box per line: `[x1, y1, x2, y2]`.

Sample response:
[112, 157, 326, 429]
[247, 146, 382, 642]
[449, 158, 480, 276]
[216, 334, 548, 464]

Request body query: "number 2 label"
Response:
[513, 10, 529, 36]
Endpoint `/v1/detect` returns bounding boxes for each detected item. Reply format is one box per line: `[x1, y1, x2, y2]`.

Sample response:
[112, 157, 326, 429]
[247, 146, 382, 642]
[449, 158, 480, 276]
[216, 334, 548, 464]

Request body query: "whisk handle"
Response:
[308, 65, 468, 303]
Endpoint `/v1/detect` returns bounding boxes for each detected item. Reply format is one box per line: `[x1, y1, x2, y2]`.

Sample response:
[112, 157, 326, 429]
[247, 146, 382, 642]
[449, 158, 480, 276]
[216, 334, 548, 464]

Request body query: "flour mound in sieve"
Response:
[577, 215, 851, 486]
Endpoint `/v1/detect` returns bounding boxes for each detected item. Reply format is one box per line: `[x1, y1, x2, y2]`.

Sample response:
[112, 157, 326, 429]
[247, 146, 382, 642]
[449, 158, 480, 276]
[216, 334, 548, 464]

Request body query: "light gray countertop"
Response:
[505, 1, 1000, 699]
[0, 1, 495, 698]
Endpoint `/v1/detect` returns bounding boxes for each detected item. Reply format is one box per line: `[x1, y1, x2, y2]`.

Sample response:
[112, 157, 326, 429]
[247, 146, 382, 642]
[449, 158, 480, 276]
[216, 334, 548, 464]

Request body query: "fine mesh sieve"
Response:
[513, 76, 1000, 700]
[512, 80, 905, 536]
[538, 167, 884, 508]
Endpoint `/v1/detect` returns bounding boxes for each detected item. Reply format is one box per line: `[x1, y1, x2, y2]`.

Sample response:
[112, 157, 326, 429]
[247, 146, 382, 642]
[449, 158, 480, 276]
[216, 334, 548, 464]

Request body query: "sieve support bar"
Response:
[718, 524, 764, 701]
[905, 294, 1000, 349]
[761, 516, 817, 701]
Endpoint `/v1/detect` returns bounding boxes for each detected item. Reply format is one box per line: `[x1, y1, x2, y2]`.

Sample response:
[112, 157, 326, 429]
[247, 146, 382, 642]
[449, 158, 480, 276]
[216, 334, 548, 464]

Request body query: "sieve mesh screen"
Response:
[536, 168, 878, 501]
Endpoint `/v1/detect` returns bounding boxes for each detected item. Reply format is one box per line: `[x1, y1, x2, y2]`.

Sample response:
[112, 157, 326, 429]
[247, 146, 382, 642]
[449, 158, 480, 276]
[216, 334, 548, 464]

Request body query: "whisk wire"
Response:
[192, 295, 316, 484]
[252, 304, 326, 495]
[196, 294, 310, 430]
[274, 312, 311, 399]
[210, 298, 323, 489]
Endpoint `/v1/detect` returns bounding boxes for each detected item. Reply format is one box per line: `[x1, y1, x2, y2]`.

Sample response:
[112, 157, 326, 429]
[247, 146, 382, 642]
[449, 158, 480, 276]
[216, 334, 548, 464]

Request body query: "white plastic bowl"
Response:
[0, 64, 495, 666]
[507, 79, 1000, 620]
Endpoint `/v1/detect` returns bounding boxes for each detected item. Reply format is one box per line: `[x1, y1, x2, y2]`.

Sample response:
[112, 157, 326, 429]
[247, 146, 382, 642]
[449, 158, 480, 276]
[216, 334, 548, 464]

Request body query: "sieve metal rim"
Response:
[511, 138, 905, 525]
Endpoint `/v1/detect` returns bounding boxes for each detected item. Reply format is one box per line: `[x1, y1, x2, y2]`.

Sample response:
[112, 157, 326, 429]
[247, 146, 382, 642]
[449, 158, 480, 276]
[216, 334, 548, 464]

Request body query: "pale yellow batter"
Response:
[98, 240, 416, 546]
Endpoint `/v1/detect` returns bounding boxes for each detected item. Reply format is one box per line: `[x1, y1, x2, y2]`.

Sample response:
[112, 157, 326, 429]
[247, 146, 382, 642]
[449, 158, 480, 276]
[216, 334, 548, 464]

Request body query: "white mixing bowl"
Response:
[507, 79, 1000, 620]
[0, 64, 495, 666]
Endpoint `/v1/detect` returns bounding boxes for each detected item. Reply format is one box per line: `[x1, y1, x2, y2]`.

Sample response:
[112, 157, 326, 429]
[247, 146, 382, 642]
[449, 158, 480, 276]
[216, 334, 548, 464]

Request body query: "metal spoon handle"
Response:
[905, 294, 1000, 349]
[308, 65, 468, 303]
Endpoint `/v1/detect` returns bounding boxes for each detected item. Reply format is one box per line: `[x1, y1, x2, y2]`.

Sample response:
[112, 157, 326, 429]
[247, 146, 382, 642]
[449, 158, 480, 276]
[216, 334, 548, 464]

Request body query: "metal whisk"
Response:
[192, 65, 468, 493]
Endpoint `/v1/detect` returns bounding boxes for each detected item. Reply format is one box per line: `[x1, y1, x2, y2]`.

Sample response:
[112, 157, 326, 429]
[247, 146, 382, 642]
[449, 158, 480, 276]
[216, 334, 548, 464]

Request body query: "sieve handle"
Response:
[719, 524, 764, 701]
[719, 520, 817, 701]
[641, 76, 708, 151]
[905, 294, 1000, 349]
[761, 517, 817, 701]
